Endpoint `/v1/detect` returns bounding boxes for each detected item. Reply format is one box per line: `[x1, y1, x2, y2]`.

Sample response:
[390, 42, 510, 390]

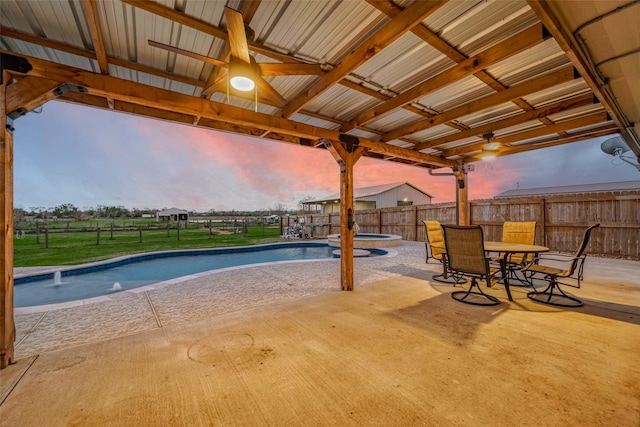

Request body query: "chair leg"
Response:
[451, 278, 500, 306]
[432, 272, 467, 285]
[527, 277, 583, 307]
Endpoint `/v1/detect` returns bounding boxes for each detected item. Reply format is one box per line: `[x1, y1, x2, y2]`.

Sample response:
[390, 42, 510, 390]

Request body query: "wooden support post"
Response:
[0, 74, 15, 368]
[322, 137, 365, 291]
[454, 168, 469, 225]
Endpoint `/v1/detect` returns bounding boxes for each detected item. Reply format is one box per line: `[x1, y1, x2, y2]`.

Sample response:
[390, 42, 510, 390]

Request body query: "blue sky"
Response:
[13, 101, 639, 212]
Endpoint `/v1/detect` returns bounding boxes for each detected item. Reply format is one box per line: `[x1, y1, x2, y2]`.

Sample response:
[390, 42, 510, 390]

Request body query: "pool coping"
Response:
[14, 241, 398, 314]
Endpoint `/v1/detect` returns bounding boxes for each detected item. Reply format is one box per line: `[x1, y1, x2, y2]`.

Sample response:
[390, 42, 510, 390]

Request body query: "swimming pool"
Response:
[15, 242, 387, 308]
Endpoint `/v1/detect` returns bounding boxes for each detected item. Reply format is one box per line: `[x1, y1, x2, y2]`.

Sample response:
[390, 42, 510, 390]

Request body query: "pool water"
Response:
[16, 245, 345, 307]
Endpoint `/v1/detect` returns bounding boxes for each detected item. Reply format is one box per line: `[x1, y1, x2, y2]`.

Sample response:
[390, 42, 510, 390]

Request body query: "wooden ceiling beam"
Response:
[5, 76, 63, 113]
[120, 0, 228, 40]
[11, 52, 459, 169]
[81, 0, 109, 75]
[368, 0, 563, 139]
[413, 93, 597, 151]
[441, 112, 609, 158]
[282, 0, 447, 118]
[0, 28, 204, 88]
[347, 23, 549, 132]
[464, 125, 618, 162]
[383, 66, 578, 142]
[527, 1, 628, 131]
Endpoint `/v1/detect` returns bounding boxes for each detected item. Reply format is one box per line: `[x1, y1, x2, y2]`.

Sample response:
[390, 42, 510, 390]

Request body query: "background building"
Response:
[302, 182, 432, 214]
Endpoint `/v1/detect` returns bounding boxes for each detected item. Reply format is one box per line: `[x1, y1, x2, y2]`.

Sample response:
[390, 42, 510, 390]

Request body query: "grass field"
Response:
[14, 223, 283, 267]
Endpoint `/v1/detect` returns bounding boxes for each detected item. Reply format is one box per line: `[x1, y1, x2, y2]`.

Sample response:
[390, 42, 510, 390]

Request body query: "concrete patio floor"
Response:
[1, 241, 639, 426]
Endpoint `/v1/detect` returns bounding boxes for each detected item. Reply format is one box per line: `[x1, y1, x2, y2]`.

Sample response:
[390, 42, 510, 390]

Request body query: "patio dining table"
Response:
[483, 241, 550, 301]
[433, 241, 550, 301]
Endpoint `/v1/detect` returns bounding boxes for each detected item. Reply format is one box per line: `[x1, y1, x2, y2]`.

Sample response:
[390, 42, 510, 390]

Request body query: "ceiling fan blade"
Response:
[224, 6, 251, 63]
[148, 40, 228, 68]
[212, 77, 287, 109]
[256, 77, 287, 108]
[258, 63, 324, 76]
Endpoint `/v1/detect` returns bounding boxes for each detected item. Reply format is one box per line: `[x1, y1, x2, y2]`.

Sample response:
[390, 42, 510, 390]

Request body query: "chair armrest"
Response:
[535, 253, 584, 263]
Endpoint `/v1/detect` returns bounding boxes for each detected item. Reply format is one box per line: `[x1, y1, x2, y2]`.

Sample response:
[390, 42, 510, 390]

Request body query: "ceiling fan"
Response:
[148, 6, 323, 108]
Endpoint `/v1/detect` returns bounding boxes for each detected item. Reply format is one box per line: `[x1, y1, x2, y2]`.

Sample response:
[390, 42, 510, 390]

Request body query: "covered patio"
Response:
[1, 5, 640, 424]
[1, 241, 639, 425]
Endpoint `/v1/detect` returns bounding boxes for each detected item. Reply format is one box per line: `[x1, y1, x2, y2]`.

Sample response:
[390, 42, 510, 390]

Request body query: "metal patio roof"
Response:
[1, 0, 639, 169]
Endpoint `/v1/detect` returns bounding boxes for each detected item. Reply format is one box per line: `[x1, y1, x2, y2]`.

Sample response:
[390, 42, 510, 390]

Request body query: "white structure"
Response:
[495, 180, 640, 198]
[156, 208, 189, 222]
[302, 182, 433, 214]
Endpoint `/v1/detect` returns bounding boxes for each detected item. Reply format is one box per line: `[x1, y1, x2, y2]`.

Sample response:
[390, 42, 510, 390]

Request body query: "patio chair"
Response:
[522, 223, 600, 307]
[497, 221, 537, 283]
[442, 225, 502, 306]
[423, 220, 465, 284]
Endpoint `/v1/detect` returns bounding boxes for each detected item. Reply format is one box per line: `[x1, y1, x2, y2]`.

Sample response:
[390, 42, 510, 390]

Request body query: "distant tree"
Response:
[297, 196, 314, 212]
[28, 206, 47, 218]
[13, 207, 27, 222]
[51, 203, 78, 218]
[271, 202, 287, 215]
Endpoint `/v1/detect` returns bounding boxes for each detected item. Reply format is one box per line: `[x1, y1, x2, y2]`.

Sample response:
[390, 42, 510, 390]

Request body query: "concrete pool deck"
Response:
[1, 241, 639, 426]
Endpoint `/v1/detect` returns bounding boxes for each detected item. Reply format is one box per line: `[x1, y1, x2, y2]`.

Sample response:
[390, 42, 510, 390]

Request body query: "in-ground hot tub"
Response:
[327, 233, 402, 249]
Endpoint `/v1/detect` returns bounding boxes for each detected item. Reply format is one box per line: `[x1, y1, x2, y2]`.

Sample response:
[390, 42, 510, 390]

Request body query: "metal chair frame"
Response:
[443, 225, 503, 306]
[523, 224, 600, 307]
[423, 220, 466, 285]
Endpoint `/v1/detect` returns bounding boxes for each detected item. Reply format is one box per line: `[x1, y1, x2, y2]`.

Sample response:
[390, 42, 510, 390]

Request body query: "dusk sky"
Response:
[14, 101, 639, 212]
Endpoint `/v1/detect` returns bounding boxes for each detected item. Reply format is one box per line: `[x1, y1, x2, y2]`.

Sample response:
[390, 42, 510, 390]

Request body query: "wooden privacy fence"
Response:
[283, 189, 640, 259]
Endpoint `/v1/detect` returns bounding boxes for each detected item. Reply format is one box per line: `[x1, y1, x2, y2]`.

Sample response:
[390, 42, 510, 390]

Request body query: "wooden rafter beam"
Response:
[0, 28, 204, 88]
[282, 0, 447, 118]
[9, 52, 459, 169]
[383, 66, 578, 143]
[368, 0, 561, 138]
[413, 93, 597, 151]
[81, 0, 109, 75]
[464, 125, 619, 162]
[526, 1, 627, 130]
[347, 23, 549, 132]
[441, 112, 610, 158]
[5, 76, 63, 113]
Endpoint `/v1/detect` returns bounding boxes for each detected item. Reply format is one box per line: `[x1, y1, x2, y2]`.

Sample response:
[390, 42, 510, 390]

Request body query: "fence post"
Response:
[96, 226, 100, 245]
[139, 226, 142, 243]
[167, 221, 170, 237]
[209, 220, 212, 239]
[36, 222, 40, 244]
[45, 228, 48, 248]
[177, 220, 180, 241]
[110, 222, 114, 240]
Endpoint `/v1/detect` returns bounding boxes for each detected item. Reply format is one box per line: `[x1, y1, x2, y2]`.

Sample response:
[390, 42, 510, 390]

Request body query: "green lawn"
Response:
[14, 224, 284, 267]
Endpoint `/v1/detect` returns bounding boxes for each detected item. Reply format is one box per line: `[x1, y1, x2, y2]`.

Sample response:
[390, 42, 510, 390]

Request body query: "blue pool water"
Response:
[16, 243, 380, 308]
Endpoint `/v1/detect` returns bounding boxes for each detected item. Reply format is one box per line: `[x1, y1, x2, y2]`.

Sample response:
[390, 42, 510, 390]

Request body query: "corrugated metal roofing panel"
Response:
[252, 0, 384, 64]
[290, 113, 341, 131]
[457, 103, 524, 128]
[546, 104, 605, 122]
[407, 124, 459, 144]
[307, 85, 381, 122]
[418, 75, 493, 112]
[433, 0, 536, 55]
[3, 38, 95, 72]
[353, 32, 448, 91]
[521, 79, 591, 107]
[484, 39, 569, 86]
[366, 108, 425, 133]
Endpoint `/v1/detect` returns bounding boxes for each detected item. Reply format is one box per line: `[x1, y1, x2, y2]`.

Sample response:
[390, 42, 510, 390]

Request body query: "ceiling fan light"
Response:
[230, 75, 255, 91]
[482, 150, 497, 161]
[483, 142, 501, 151]
[229, 58, 256, 91]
